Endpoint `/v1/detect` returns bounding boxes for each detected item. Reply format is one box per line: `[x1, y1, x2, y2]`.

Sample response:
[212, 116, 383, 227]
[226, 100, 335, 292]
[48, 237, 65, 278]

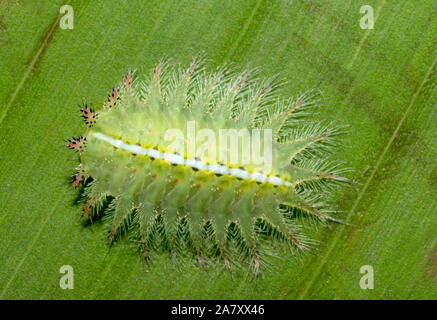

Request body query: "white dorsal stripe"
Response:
[92, 132, 292, 187]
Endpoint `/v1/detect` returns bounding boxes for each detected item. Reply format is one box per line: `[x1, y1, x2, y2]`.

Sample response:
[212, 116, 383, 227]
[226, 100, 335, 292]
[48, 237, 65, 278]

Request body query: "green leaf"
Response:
[0, 0, 436, 300]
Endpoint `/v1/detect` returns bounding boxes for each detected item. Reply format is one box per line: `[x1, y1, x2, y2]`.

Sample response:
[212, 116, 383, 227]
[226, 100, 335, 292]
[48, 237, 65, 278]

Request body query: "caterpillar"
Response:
[66, 59, 351, 271]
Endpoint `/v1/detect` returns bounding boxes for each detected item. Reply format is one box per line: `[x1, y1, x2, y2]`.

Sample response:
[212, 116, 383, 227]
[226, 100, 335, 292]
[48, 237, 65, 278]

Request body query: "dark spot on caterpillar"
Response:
[151, 173, 157, 179]
[171, 152, 181, 166]
[192, 167, 199, 171]
[154, 64, 161, 77]
[83, 204, 91, 218]
[107, 88, 119, 107]
[80, 104, 97, 127]
[66, 136, 86, 152]
[124, 71, 132, 89]
[142, 246, 148, 257]
[254, 258, 260, 273]
[196, 184, 202, 189]
[188, 63, 195, 74]
[173, 178, 179, 184]
[71, 171, 84, 187]
[224, 257, 230, 268]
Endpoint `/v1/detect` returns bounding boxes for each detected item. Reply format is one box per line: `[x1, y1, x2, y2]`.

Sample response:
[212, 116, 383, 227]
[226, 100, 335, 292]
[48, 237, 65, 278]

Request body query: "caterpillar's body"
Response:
[67, 60, 350, 270]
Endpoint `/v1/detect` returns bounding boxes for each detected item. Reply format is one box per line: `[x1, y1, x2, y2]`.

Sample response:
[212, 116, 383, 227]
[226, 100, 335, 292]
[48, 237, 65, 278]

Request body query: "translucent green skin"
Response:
[74, 62, 348, 269]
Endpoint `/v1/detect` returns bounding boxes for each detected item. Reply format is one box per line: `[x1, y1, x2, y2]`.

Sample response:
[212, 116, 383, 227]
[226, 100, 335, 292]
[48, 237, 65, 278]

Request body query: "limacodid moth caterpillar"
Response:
[66, 59, 351, 272]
